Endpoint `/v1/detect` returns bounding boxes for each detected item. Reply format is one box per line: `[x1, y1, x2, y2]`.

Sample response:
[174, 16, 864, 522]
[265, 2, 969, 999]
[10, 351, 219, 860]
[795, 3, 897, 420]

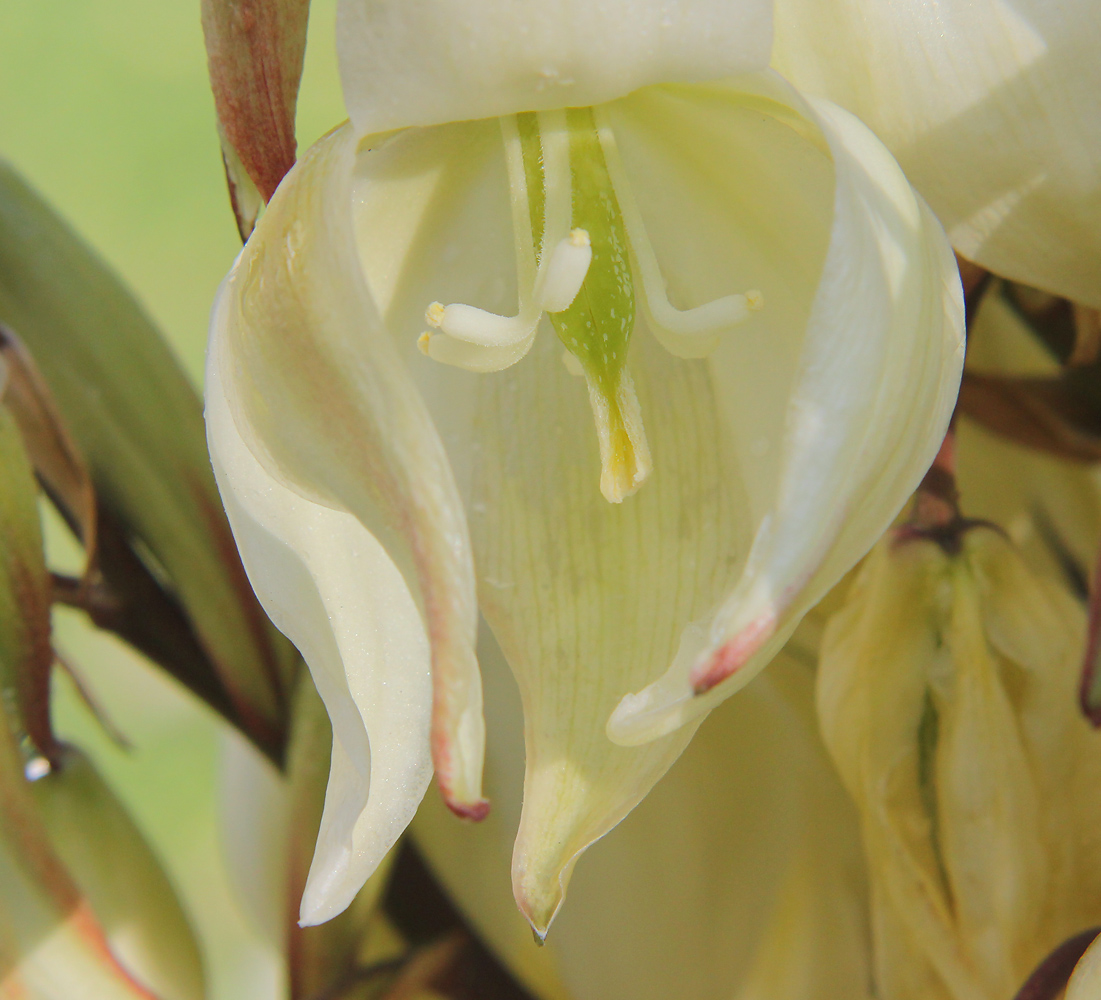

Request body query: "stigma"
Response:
[418, 107, 760, 503]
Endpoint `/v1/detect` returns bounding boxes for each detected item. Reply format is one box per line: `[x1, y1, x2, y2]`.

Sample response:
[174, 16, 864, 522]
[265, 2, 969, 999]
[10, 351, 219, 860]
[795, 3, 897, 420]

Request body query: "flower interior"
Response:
[420, 105, 762, 503]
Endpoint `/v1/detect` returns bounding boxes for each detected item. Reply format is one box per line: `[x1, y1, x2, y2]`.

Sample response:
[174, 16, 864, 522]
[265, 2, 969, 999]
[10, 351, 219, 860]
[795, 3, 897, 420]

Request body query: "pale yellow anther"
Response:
[425, 301, 446, 329]
[568, 228, 591, 248]
[418, 331, 432, 355]
[746, 289, 765, 311]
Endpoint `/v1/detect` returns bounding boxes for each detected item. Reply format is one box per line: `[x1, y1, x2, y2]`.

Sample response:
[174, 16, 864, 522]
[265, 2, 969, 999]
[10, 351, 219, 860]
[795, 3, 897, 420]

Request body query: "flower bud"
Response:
[201, 0, 310, 238]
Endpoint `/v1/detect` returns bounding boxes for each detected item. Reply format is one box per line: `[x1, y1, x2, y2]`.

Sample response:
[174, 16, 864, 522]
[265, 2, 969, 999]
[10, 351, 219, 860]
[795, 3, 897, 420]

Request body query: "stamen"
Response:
[425, 301, 539, 347]
[594, 110, 763, 357]
[420, 330, 537, 373]
[538, 229, 592, 313]
[416, 113, 575, 374]
[421, 106, 654, 500]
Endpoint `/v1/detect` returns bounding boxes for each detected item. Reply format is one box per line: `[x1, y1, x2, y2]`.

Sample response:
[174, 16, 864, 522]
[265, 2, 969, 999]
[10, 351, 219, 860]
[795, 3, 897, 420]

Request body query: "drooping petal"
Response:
[469, 326, 749, 937]
[336, 0, 772, 135]
[208, 334, 432, 925]
[771, 0, 1101, 307]
[353, 116, 748, 934]
[413, 629, 872, 1000]
[206, 122, 484, 922]
[608, 83, 964, 745]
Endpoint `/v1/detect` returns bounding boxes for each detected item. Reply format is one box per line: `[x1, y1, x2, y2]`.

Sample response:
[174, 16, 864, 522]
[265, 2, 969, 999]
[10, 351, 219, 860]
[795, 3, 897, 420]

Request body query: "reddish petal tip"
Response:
[691, 612, 776, 695]
[444, 795, 491, 822]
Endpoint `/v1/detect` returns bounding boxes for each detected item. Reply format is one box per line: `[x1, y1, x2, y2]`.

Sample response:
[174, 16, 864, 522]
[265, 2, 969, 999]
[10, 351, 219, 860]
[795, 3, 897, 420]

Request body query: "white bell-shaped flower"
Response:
[206, 0, 964, 933]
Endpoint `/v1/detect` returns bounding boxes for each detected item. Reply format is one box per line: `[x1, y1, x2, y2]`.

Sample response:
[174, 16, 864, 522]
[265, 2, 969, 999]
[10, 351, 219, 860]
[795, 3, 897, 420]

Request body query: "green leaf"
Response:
[0, 161, 297, 763]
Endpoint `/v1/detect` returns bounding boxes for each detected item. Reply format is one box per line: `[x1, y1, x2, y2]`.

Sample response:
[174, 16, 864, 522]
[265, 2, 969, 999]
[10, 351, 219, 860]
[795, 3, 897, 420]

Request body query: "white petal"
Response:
[218, 732, 289, 945]
[208, 320, 432, 925]
[466, 321, 758, 937]
[608, 89, 964, 744]
[772, 0, 1101, 306]
[206, 122, 484, 921]
[552, 654, 871, 1000]
[414, 633, 872, 1000]
[336, 0, 772, 135]
[1068, 935, 1101, 1000]
[352, 121, 738, 934]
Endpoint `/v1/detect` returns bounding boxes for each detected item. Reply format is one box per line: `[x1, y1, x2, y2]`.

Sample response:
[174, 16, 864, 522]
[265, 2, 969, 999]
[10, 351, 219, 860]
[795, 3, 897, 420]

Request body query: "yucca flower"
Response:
[205, 0, 963, 933]
[818, 495, 1101, 1000]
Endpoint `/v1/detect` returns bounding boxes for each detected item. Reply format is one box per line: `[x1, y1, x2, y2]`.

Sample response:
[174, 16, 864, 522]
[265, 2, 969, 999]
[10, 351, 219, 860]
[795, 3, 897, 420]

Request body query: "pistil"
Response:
[520, 106, 651, 502]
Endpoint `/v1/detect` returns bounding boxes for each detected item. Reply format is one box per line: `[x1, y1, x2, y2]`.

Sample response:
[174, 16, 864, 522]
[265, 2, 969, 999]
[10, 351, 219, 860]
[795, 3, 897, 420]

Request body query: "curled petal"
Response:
[608, 91, 964, 746]
[206, 123, 485, 921]
[336, 0, 772, 134]
[208, 336, 432, 924]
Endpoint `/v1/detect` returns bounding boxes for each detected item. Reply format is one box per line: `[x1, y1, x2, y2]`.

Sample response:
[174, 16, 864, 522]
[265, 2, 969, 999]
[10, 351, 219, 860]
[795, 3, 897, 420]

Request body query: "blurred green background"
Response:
[1, 3, 348, 997]
[1, 0, 344, 382]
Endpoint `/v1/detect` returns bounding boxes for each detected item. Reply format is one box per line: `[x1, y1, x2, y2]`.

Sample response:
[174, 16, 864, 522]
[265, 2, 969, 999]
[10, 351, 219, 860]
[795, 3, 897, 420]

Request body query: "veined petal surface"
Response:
[206, 123, 482, 923]
[413, 630, 872, 1000]
[349, 73, 960, 932]
[336, 0, 772, 134]
[771, 0, 1101, 306]
[607, 84, 964, 744]
[352, 115, 749, 935]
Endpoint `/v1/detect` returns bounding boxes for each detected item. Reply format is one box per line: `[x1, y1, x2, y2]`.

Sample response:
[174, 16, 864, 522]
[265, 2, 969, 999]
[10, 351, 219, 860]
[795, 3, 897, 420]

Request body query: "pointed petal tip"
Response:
[297, 893, 338, 929]
[513, 877, 563, 946]
[690, 610, 778, 695]
[512, 843, 573, 944]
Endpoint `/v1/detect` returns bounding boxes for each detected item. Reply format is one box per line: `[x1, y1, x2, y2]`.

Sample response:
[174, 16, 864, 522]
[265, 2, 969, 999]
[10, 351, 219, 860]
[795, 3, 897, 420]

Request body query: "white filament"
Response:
[594, 109, 763, 352]
[426, 301, 540, 347]
[537, 230, 592, 313]
[419, 110, 590, 370]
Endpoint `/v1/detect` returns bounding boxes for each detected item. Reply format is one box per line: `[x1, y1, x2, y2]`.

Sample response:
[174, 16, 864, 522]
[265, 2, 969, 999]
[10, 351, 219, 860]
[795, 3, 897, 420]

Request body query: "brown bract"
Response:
[201, 0, 311, 237]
